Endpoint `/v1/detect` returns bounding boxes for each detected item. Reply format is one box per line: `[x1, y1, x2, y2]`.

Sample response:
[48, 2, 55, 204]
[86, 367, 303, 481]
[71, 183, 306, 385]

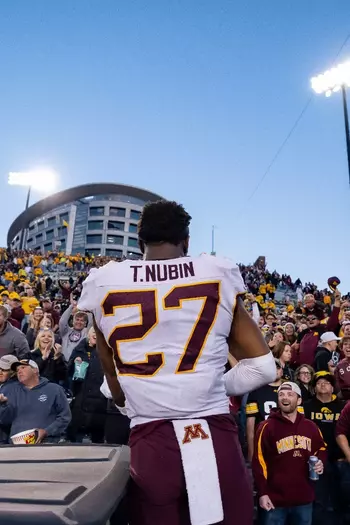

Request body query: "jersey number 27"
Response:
[102, 282, 220, 377]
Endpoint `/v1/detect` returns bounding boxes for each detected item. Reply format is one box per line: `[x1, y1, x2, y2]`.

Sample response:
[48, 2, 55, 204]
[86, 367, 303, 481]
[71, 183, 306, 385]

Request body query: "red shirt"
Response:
[336, 401, 350, 439]
[335, 359, 350, 399]
[253, 410, 327, 507]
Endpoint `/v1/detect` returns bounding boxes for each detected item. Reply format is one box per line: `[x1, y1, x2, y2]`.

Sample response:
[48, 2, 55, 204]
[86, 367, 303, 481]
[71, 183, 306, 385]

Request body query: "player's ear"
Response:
[297, 396, 302, 406]
[138, 239, 145, 254]
[183, 237, 189, 256]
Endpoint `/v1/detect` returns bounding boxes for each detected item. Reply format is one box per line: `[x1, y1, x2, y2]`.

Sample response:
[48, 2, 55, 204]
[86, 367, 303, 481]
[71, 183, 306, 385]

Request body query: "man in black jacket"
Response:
[67, 328, 107, 443]
[304, 371, 345, 524]
[314, 332, 341, 373]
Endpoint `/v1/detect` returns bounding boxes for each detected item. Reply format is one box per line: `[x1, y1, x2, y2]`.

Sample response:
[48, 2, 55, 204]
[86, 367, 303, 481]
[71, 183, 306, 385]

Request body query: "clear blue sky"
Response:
[1, 1, 350, 291]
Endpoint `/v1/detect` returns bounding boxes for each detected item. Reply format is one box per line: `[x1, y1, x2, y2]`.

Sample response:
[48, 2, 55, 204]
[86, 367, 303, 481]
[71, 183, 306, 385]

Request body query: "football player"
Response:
[78, 200, 275, 525]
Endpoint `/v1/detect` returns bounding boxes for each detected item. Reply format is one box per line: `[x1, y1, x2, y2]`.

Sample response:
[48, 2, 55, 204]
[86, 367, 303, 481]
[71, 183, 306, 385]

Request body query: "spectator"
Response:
[335, 336, 350, 400]
[0, 354, 18, 444]
[284, 322, 297, 345]
[67, 327, 107, 443]
[292, 291, 341, 368]
[273, 342, 294, 381]
[0, 305, 30, 359]
[246, 359, 283, 461]
[41, 298, 59, 332]
[31, 328, 67, 384]
[304, 372, 345, 524]
[59, 296, 91, 361]
[294, 365, 315, 402]
[26, 313, 61, 350]
[335, 402, 350, 522]
[314, 332, 341, 373]
[303, 294, 326, 320]
[253, 381, 327, 525]
[267, 331, 284, 350]
[21, 286, 40, 316]
[9, 293, 25, 326]
[0, 355, 18, 389]
[0, 359, 71, 443]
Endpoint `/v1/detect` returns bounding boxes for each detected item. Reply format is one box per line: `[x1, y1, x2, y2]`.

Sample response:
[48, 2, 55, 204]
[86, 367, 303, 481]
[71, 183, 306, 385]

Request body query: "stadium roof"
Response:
[7, 182, 164, 246]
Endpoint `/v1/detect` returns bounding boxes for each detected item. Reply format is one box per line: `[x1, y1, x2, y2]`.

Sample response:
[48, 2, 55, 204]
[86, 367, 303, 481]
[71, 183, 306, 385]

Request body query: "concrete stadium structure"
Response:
[7, 183, 163, 257]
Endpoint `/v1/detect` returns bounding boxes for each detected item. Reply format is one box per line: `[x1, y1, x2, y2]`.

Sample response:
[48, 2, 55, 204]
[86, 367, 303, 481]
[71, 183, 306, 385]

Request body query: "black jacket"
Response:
[0, 378, 18, 443]
[314, 346, 339, 373]
[31, 349, 67, 384]
[68, 338, 107, 434]
[304, 395, 345, 461]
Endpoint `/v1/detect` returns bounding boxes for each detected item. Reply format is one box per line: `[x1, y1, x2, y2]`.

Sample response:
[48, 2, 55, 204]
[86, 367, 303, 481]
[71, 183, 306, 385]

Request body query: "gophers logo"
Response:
[182, 424, 209, 444]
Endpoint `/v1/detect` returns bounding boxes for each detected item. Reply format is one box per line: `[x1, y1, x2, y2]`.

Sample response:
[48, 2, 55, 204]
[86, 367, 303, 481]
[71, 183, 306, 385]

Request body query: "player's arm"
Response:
[224, 298, 275, 396]
[93, 318, 125, 406]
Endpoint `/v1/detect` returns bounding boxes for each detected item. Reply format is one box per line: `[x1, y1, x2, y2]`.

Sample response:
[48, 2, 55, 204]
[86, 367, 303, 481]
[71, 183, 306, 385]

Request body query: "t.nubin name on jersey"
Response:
[130, 261, 195, 283]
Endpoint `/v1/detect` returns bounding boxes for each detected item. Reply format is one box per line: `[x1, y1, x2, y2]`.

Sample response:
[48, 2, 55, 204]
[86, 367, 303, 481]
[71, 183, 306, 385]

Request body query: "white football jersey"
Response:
[78, 254, 246, 427]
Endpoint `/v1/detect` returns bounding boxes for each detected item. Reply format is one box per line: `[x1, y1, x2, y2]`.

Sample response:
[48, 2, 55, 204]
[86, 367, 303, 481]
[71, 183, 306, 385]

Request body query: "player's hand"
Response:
[314, 459, 324, 474]
[259, 495, 275, 511]
[0, 394, 8, 404]
[36, 428, 47, 444]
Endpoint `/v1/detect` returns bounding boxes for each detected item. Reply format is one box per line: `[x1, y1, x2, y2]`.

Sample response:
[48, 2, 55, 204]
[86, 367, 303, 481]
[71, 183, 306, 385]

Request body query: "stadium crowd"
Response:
[0, 248, 349, 524]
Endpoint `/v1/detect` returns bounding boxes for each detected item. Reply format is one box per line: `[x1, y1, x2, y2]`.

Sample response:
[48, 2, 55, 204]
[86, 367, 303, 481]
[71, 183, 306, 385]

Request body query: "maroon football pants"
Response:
[128, 414, 253, 525]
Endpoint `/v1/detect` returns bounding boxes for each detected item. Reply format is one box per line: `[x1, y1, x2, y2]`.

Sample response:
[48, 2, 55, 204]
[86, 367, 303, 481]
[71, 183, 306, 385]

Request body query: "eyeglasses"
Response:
[307, 317, 317, 322]
[300, 371, 311, 376]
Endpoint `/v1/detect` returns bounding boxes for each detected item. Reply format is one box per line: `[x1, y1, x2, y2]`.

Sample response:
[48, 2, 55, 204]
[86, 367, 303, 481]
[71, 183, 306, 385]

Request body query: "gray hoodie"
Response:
[59, 305, 92, 361]
[0, 322, 30, 359]
[0, 377, 71, 438]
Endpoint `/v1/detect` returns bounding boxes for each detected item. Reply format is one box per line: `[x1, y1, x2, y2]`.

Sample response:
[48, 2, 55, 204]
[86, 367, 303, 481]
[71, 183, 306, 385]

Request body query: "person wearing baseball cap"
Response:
[9, 293, 25, 327]
[303, 371, 347, 522]
[0, 358, 71, 444]
[252, 381, 327, 523]
[304, 371, 344, 459]
[11, 359, 39, 372]
[0, 355, 19, 386]
[314, 332, 341, 373]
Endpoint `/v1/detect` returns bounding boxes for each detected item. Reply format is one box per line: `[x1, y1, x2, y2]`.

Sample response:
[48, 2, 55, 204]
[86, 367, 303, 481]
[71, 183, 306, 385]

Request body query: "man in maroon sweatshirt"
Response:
[253, 382, 327, 525]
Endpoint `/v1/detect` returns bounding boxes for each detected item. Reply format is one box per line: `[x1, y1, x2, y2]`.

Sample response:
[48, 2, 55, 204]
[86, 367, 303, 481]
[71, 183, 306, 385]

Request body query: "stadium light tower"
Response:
[311, 60, 350, 185]
[8, 168, 57, 249]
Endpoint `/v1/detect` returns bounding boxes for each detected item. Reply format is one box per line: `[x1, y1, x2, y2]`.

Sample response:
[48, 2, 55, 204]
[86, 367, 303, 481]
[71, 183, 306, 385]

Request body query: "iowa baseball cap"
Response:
[11, 359, 39, 371]
[313, 370, 335, 387]
[277, 381, 302, 397]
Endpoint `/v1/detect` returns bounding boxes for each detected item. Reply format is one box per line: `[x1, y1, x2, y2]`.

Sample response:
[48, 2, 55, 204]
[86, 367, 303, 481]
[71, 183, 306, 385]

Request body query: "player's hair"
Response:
[138, 200, 192, 246]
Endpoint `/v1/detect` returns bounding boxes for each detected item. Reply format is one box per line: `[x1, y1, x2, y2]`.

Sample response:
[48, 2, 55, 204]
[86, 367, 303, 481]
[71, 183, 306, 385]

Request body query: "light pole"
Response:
[211, 225, 216, 256]
[8, 169, 57, 250]
[311, 60, 350, 185]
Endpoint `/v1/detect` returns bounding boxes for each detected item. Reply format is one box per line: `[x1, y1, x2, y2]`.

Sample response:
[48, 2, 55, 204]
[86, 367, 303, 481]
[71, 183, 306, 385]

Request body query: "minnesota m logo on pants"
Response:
[182, 423, 209, 444]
